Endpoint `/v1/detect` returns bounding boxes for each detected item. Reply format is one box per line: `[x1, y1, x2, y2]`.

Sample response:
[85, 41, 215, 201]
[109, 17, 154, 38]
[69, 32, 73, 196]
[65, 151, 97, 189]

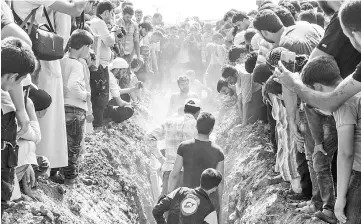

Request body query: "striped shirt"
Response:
[146, 114, 197, 172]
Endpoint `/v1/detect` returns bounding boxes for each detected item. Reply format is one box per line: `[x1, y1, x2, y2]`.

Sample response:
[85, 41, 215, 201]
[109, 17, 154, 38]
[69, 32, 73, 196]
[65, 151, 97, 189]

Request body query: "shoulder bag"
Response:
[13, 6, 64, 61]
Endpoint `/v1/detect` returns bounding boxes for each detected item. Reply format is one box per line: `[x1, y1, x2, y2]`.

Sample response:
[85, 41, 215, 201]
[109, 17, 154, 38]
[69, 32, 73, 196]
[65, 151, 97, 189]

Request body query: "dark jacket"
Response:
[152, 187, 218, 224]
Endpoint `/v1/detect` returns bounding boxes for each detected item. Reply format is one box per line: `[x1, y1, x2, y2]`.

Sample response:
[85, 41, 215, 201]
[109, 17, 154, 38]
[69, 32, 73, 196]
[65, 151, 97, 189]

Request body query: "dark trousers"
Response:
[247, 90, 268, 124]
[267, 103, 277, 152]
[1, 111, 18, 216]
[345, 170, 361, 224]
[92, 94, 109, 128]
[305, 107, 337, 211]
[104, 95, 134, 124]
[296, 110, 314, 199]
[63, 106, 86, 180]
[90, 65, 110, 128]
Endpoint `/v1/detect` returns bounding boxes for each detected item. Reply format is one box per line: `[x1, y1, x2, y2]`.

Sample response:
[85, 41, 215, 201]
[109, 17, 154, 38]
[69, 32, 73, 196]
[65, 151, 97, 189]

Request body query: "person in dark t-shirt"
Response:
[153, 168, 222, 224]
[168, 112, 225, 223]
[315, 13, 361, 78]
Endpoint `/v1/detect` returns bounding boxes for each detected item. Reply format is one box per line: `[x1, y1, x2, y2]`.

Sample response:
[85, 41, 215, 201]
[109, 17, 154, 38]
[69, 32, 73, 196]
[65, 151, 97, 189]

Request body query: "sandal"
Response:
[295, 204, 317, 214]
[290, 200, 311, 208]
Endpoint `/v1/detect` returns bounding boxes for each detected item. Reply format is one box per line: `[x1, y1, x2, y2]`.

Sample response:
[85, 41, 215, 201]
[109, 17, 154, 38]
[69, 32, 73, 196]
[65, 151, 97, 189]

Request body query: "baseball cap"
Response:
[28, 88, 52, 112]
[184, 98, 201, 108]
[109, 57, 129, 70]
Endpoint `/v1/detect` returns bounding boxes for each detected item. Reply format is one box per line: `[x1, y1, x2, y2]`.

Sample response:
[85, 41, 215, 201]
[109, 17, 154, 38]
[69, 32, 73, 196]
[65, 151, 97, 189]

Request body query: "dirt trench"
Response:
[214, 97, 328, 224]
[2, 91, 157, 224]
[2, 90, 330, 224]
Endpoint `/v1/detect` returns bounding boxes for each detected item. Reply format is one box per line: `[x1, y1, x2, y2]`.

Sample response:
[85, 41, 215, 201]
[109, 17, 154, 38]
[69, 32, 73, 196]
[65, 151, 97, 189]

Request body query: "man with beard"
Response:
[117, 5, 140, 64]
[167, 76, 199, 117]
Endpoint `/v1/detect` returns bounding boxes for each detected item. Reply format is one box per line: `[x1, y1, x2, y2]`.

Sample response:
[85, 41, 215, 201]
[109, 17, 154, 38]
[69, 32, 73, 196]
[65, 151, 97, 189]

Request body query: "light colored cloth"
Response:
[116, 17, 139, 55]
[109, 70, 121, 101]
[89, 17, 114, 66]
[270, 94, 300, 181]
[251, 33, 263, 51]
[36, 60, 68, 168]
[53, 11, 71, 49]
[168, 92, 200, 116]
[17, 121, 41, 167]
[235, 64, 258, 105]
[61, 56, 90, 112]
[79, 58, 93, 116]
[1, 90, 15, 114]
[11, 165, 29, 201]
[146, 114, 198, 172]
[12, 120, 41, 201]
[333, 93, 361, 172]
[35, 7, 68, 168]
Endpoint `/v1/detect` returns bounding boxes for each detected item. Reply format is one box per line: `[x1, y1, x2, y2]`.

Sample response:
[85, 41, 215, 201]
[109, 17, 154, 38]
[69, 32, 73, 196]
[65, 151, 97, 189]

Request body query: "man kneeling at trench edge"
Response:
[152, 168, 221, 224]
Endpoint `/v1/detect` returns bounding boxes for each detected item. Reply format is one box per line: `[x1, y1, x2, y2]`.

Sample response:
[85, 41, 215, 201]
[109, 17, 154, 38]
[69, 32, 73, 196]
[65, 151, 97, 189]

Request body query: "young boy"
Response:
[153, 168, 222, 224]
[60, 29, 93, 185]
[1, 37, 36, 215]
[299, 56, 361, 224]
[217, 78, 235, 96]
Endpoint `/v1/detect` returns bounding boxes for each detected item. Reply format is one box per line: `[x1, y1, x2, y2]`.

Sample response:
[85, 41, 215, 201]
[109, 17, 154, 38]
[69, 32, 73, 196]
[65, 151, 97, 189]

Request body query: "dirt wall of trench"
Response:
[214, 97, 327, 224]
[2, 93, 156, 224]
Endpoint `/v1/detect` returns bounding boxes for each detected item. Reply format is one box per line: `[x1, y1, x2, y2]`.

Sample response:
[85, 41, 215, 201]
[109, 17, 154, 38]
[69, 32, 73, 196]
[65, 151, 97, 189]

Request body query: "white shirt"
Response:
[109, 70, 121, 101]
[60, 56, 89, 111]
[89, 17, 114, 66]
[1, 90, 15, 114]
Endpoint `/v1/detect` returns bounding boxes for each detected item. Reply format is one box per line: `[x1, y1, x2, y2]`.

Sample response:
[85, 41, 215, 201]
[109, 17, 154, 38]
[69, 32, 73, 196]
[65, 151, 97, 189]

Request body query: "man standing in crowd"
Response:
[167, 76, 199, 117]
[117, 5, 140, 64]
[168, 112, 225, 222]
[89, 1, 118, 128]
[89, 1, 117, 67]
[299, 55, 361, 224]
[135, 9, 143, 24]
[146, 99, 201, 196]
[153, 168, 221, 224]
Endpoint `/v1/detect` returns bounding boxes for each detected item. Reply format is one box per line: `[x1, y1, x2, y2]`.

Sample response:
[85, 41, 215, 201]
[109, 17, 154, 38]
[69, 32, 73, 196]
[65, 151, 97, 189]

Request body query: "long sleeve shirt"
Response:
[61, 56, 90, 111]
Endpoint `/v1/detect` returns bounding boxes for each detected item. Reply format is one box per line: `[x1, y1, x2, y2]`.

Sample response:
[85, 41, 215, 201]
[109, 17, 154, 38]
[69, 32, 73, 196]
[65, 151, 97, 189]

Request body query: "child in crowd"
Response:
[300, 56, 361, 224]
[60, 30, 93, 185]
[1, 37, 36, 215]
[153, 168, 221, 224]
[217, 78, 235, 97]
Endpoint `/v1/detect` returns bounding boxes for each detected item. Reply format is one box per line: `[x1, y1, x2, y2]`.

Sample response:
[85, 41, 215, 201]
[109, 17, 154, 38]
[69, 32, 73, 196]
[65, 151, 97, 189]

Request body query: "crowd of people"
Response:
[1, 0, 361, 224]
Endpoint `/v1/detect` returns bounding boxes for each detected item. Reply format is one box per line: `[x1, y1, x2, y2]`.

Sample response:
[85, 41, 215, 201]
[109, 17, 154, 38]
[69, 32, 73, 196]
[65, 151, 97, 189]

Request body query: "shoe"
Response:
[64, 178, 77, 186]
[49, 172, 64, 184]
[314, 210, 337, 224]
